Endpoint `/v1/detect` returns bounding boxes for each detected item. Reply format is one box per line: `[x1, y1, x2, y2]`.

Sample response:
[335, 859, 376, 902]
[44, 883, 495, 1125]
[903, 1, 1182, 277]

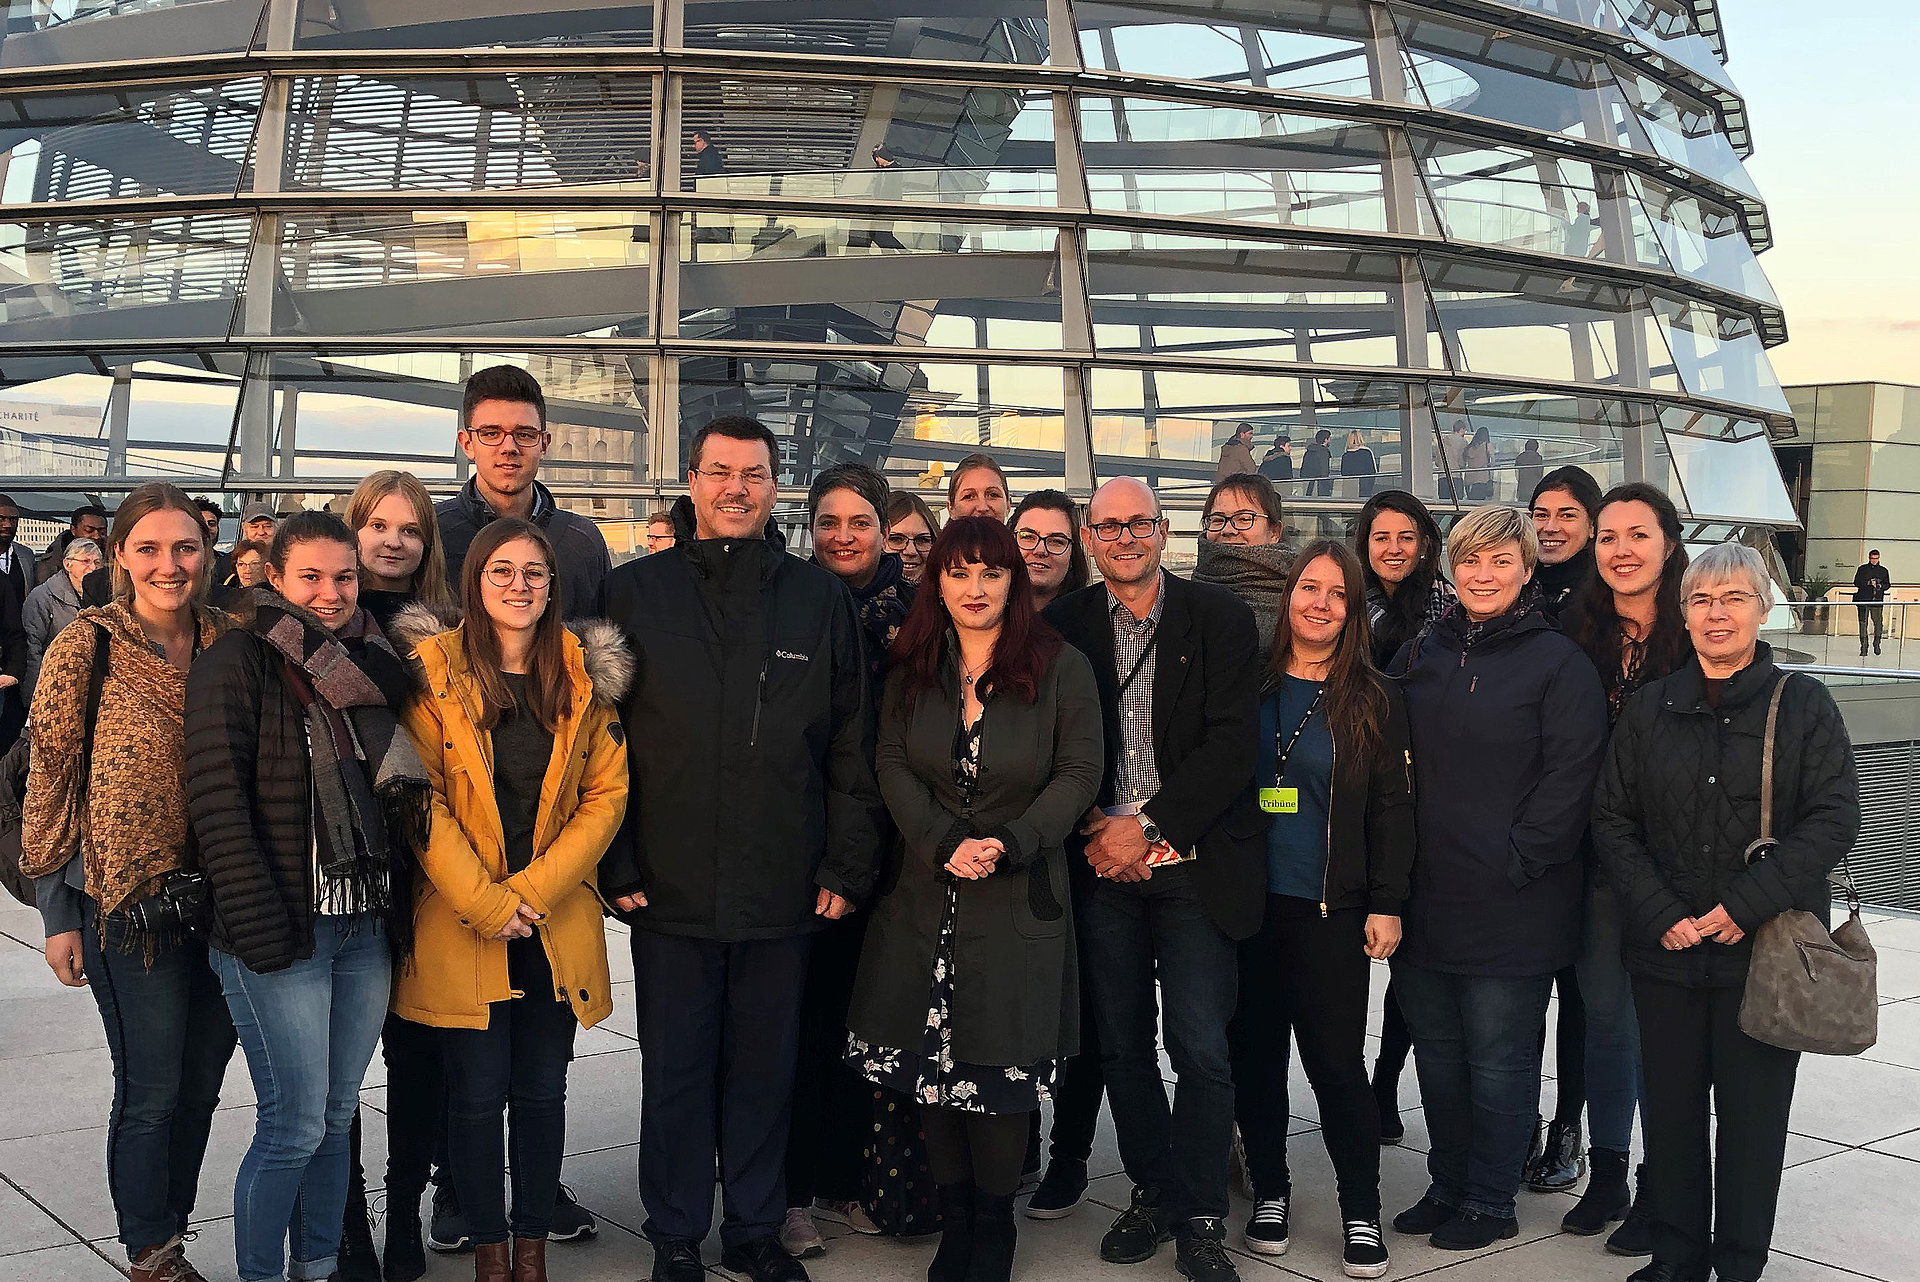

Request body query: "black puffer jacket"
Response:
[1592, 644, 1861, 988]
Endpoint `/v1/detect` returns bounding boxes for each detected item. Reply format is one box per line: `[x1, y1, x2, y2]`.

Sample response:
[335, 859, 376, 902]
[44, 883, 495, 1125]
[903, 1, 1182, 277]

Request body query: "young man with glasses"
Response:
[600, 415, 882, 1282]
[1043, 478, 1264, 1282]
[435, 364, 611, 619]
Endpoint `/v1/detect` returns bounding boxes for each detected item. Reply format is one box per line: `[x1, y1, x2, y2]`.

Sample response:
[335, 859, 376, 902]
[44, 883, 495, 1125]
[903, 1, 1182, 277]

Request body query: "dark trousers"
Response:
[1633, 978, 1799, 1281]
[82, 899, 237, 1256]
[1230, 897, 1381, 1218]
[1543, 963, 1586, 1125]
[786, 914, 870, 1208]
[1375, 983, 1412, 1087]
[634, 929, 811, 1247]
[439, 940, 579, 1244]
[1858, 603, 1885, 652]
[1080, 864, 1238, 1222]
[923, 1107, 1030, 1196]
[1044, 912, 1106, 1166]
[345, 1011, 445, 1222]
[1393, 962, 1552, 1220]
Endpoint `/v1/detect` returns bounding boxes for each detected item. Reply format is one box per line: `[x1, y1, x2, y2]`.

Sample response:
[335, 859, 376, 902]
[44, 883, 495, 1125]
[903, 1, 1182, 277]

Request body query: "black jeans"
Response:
[1543, 963, 1586, 1125]
[1080, 863, 1238, 1221]
[1229, 897, 1381, 1218]
[634, 929, 810, 1247]
[786, 914, 869, 1208]
[1858, 603, 1885, 651]
[1043, 906, 1106, 1166]
[346, 1011, 445, 1219]
[1633, 978, 1799, 1281]
[82, 898, 237, 1256]
[438, 939, 579, 1244]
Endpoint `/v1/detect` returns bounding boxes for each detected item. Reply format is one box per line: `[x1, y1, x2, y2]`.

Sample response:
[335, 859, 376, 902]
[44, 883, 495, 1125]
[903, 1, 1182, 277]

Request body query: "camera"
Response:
[125, 869, 209, 937]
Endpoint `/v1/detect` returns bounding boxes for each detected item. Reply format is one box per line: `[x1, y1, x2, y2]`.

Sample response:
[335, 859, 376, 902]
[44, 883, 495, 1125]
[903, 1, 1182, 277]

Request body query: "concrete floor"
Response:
[1, 897, 1915, 1282]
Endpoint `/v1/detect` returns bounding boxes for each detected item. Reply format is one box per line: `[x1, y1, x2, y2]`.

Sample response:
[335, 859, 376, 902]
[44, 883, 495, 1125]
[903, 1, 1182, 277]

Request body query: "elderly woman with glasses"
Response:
[22, 536, 105, 699]
[1193, 473, 1293, 654]
[1591, 543, 1859, 1282]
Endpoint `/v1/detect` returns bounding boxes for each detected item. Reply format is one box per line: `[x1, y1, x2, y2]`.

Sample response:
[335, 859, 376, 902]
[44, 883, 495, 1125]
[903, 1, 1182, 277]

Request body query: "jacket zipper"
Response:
[750, 662, 768, 746]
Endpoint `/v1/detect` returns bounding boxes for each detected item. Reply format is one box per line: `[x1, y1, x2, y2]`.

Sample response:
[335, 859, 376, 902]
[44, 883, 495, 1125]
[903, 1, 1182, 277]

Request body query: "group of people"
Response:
[14, 368, 1860, 1282]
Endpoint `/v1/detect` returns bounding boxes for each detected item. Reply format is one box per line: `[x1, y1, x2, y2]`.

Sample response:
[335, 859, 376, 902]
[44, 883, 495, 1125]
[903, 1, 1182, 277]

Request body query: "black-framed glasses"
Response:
[1202, 511, 1266, 534]
[886, 532, 934, 551]
[468, 426, 545, 447]
[1088, 517, 1164, 542]
[484, 564, 552, 589]
[1015, 528, 1073, 556]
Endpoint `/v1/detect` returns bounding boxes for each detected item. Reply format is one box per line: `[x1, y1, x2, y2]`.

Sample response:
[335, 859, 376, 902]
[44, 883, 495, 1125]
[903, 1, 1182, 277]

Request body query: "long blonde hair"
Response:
[345, 470, 456, 614]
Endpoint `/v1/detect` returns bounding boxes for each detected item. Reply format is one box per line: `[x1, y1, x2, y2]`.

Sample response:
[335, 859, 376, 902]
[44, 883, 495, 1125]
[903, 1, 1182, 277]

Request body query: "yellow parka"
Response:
[390, 603, 632, 1030]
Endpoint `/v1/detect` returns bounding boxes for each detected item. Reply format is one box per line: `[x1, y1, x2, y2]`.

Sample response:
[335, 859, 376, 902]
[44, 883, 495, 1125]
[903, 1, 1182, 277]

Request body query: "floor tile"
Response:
[0, 1243, 124, 1281]
[0, 1176, 81, 1257]
[1774, 1148, 1920, 1282]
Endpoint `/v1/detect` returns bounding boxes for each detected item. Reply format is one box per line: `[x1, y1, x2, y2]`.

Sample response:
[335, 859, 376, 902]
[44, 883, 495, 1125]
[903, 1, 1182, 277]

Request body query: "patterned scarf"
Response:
[1193, 539, 1296, 655]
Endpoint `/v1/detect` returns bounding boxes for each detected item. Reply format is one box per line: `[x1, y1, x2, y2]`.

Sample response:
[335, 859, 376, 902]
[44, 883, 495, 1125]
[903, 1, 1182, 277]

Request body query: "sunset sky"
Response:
[1728, 0, 1920, 388]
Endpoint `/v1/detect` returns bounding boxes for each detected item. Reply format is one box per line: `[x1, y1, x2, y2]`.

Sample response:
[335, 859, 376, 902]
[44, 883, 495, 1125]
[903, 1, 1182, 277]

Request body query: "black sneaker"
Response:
[1607, 1164, 1654, 1257]
[1524, 1118, 1584, 1191]
[1023, 1158, 1088, 1220]
[1390, 1196, 1455, 1236]
[1626, 1262, 1707, 1282]
[1240, 1198, 1289, 1256]
[1174, 1219, 1240, 1282]
[651, 1238, 705, 1282]
[426, 1181, 472, 1254]
[1099, 1186, 1173, 1264]
[1342, 1220, 1390, 1279]
[1429, 1210, 1519, 1251]
[548, 1183, 597, 1242]
[717, 1235, 811, 1282]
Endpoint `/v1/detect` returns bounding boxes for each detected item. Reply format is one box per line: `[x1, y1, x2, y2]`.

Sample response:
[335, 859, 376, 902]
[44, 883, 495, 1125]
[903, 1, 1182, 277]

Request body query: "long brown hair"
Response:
[891, 517, 1062, 706]
[108, 482, 211, 604]
[346, 469, 456, 614]
[458, 518, 569, 732]
[1271, 539, 1387, 760]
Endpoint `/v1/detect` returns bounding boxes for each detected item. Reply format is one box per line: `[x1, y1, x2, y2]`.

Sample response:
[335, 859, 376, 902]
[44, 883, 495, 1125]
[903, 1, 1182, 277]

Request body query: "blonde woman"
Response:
[346, 469, 457, 631]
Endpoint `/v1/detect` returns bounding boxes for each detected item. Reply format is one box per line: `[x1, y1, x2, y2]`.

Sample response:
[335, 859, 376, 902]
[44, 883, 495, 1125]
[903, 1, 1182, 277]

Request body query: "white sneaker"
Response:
[815, 1199, 882, 1236]
[780, 1206, 826, 1258]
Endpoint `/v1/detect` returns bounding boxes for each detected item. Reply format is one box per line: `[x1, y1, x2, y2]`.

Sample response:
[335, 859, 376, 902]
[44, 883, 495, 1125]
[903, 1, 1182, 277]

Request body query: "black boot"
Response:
[928, 1182, 976, 1282]
[384, 1182, 428, 1282]
[1562, 1148, 1630, 1235]
[964, 1190, 1017, 1282]
[1607, 1164, 1654, 1257]
[1525, 1117, 1584, 1191]
[338, 1170, 381, 1282]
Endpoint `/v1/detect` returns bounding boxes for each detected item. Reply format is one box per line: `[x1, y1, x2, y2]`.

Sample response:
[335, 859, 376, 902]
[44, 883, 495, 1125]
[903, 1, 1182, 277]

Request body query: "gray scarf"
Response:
[1193, 539, 1296, 656]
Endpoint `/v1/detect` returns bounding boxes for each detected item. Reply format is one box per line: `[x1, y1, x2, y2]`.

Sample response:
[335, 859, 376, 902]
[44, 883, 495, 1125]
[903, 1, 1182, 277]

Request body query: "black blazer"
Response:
[1046, 572, 1265, 941]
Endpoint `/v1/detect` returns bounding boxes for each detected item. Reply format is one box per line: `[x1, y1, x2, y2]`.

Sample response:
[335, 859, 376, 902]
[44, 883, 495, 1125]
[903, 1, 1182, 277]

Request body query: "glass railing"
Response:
[1763, 600, 1920, 672]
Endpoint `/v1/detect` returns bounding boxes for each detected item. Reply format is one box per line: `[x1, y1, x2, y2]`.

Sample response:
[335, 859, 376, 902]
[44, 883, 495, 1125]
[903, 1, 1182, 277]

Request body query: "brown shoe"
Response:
[475, 1239, 513, 1282]
[512, 1236, 549, 1282]
[130, 1238, 206, 1282]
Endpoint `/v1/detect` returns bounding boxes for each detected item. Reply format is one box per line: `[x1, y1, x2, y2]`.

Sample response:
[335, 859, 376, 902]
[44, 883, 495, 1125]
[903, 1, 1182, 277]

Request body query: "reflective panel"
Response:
[282, 2, 656, 51]
[1665, 430, 1796, 522]
[279, 74, 654, 194]
[1611, 0, 1736, 92]
[1081, 98, 1433, 235]
[0, 350, 242, 484]
[0, 0, 263, 69]
[0, 215, 250, 345]
[677, 214, 1061, 351]
[0, 80, 260, 204]
[1075, 0, 1411, 101]
[680, 1, 1051, 64]
[1627, 173, 1775, 305]
[1086, 231, 1426, 369]
[678, 76, 1056, 208]
[1646, 291, 1788, 414]
[1610, 64, 1758, 198]
[267, 210, 652, 338]
[1431, 384, 1637, 503]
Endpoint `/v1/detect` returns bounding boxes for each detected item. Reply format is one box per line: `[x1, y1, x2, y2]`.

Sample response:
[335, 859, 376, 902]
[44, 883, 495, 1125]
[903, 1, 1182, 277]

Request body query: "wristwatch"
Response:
[1136, 812, 1162, 847]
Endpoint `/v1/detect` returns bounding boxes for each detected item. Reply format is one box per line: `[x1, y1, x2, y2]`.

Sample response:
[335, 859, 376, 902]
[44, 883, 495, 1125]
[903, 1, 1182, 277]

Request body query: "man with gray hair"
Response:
[22, 536, 103, 699]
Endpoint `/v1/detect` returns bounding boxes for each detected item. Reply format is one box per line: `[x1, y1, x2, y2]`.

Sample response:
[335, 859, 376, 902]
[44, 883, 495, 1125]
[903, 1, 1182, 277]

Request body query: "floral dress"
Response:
[845, 715, 1058, 1115]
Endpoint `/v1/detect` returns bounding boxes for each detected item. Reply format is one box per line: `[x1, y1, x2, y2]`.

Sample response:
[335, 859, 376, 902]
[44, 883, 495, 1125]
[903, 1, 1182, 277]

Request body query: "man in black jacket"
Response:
[1853, 549, 1891, 656]
[600, 415, 880, 1282]
[435, 364, 612, 619]
[1044, 477, 1263, 1282]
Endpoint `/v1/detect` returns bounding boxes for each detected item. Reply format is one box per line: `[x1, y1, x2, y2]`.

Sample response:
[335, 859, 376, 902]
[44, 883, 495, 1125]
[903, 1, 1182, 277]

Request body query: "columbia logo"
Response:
[775, 649, 810, 661]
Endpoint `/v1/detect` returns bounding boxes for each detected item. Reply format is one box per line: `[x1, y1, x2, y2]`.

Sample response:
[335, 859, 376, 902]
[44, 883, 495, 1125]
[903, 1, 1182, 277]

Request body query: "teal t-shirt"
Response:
[1262, 675, 1333, 900]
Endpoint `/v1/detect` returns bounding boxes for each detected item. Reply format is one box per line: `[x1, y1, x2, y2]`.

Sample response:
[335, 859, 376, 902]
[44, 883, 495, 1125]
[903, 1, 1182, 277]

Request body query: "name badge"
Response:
[1259, 786, 1299, 815]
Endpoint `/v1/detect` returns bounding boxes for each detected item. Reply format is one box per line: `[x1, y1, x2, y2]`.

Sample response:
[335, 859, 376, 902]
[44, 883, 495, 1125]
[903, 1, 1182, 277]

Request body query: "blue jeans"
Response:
[1392, 962, 1553, 1220]
[82, 898, 237, 1256]
[1080, 864, 1238, 1221]
[1576, 882, 1645, 1153]
[212, 916, 391, 1282]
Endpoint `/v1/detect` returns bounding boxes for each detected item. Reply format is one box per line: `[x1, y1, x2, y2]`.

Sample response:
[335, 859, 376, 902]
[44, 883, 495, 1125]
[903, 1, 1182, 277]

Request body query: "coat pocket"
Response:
[1011, 855, 1067, 940]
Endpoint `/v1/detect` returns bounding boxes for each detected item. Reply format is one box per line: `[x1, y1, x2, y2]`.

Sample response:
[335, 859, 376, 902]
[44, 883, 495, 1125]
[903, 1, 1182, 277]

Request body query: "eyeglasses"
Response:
[484, 564, 552, 589]
[467, 426, 545, 447]
[1684, 590, 1759, 613]
[1015, 528, 1073, 556]
[1202, 511, 1266, 534]
[1088, 517, 1164, 542]
[695, 465, 774, 489]
[886, 532, 934, 551]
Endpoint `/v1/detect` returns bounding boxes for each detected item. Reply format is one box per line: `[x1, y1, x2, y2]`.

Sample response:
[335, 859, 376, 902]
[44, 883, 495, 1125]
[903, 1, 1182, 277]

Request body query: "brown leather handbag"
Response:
[1738, 675, 1878, 1056]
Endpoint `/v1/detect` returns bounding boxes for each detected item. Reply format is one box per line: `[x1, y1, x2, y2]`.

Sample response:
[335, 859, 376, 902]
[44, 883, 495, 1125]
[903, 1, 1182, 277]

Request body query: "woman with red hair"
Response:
[844, 517, 1105, 1282]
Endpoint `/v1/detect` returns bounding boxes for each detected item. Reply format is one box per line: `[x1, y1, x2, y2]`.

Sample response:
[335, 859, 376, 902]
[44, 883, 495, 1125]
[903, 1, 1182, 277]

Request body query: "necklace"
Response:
[961, 653, 991, 687]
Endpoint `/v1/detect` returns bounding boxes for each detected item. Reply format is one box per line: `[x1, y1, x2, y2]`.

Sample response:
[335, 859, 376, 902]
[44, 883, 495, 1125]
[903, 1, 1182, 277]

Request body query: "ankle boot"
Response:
[964, 1190, 1017, 1282]
[511, 1237, 548, 1282]
[474, 1240, 512, 1282]
[1563, 1148, 1631, 1235]
[384, 1183, 428, 1282]
[339, 1174, 381, 1282]
[928, 1181, 976, 1282]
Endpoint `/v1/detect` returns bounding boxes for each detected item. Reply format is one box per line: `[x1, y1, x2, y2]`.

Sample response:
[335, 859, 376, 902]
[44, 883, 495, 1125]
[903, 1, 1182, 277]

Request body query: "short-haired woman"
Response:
[846, 517, 1104, 1282]
[1011, 490, 1090, 614]
[393, 518, 631, 1282]
[1228, 540, 1413, 1278]
[1195, 473, 1293, 654]
[1593, 543, 1859, 1282]
[23, 483, 237, 1282]
[887, 491, 942, 587]
[1389, 505, 1608, 1251]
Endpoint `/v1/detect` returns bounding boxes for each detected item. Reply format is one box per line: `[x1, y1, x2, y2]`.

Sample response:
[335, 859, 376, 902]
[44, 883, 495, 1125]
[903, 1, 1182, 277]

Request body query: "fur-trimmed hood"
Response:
[389, 599, 634, 707]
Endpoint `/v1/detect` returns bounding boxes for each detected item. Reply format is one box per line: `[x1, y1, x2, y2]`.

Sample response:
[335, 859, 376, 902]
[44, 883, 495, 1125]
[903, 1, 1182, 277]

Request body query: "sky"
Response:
[1724, 0, 1920, 387]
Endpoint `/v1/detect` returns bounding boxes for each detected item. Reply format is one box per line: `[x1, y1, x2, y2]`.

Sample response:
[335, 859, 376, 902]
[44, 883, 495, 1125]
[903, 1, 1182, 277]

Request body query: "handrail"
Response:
[1779, 663, 1920, 682]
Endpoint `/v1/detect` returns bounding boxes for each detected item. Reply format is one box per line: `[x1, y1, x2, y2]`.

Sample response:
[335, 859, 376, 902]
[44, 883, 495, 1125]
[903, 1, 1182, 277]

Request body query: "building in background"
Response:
[0, 0, 1798, 546]
[1775, 383, 1920, 588]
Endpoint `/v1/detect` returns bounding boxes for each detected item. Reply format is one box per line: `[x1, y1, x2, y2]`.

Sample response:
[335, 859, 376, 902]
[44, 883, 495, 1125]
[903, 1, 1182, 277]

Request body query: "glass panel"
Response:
[1086, 230, 1423, 368]
[1664, 430, 1796, 523]
[0, 350, 241, 485]
[1609, 0, 1736, 91]
[1629, 172, 1775, 303]
[267, 209, 651, 338]
[1081, 97, 1432, 235]
[222, 352, 650, 506]
[1646, 291, 1788, 415]
[0, 215, 250, 346]
[0, 80, 260, 205]
[1430, 384, 1634, 504]
[679, 77, 1056, 208]
[0, 1, 263, 70]
[680, 1, 1051, 64]
[280, 74, 654, 194]
[283, 3, 655, 51]
[1074, 0, 1411, 101]
[676, 356, 1064, 496]
[1610, 64, 1758, 199]
[1658, 402, 1769, 443]
[677, 214, 1061, 352]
